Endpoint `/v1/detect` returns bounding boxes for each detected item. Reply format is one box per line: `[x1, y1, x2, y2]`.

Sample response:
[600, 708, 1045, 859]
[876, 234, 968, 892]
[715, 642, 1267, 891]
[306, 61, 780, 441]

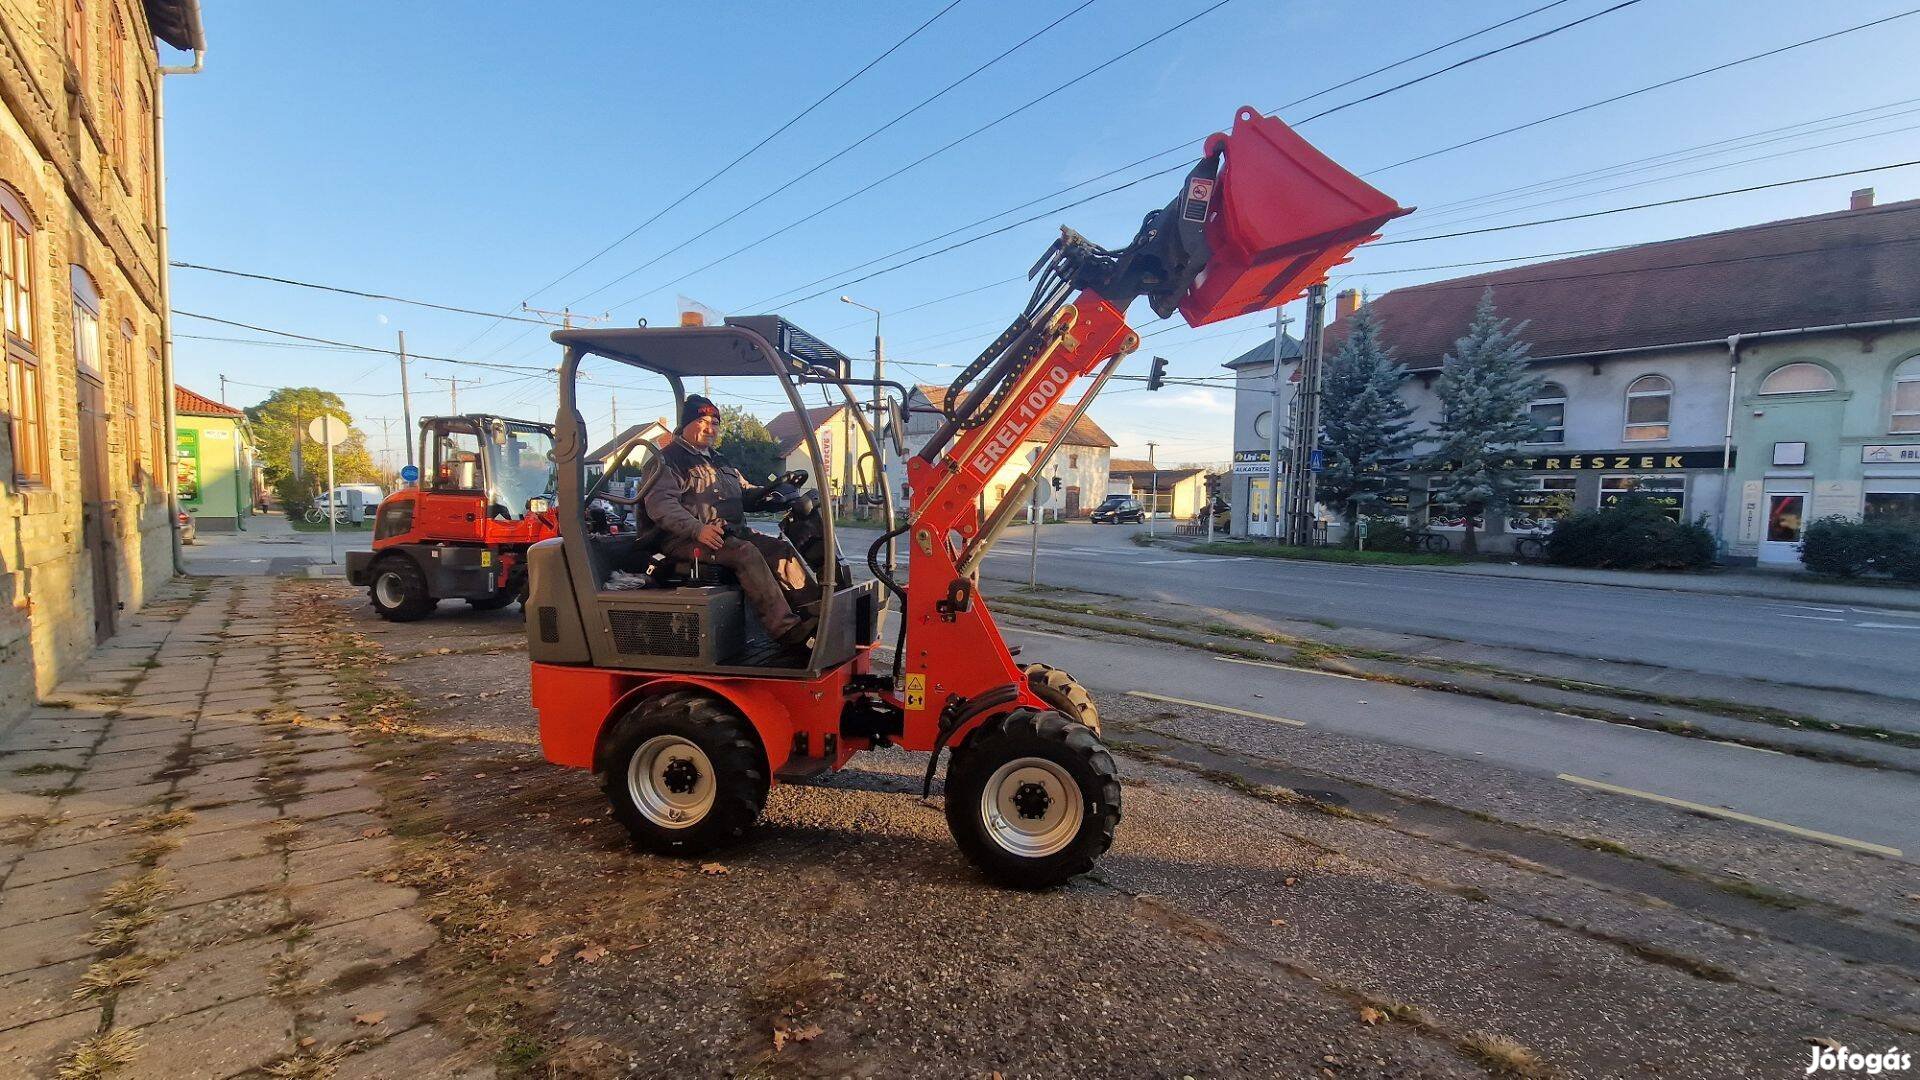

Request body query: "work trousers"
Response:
[665, 532, 813, 639]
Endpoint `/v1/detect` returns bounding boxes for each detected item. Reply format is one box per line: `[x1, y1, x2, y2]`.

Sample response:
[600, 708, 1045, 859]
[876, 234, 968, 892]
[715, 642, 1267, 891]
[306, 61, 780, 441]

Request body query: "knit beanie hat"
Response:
[679, 394, 720, 432]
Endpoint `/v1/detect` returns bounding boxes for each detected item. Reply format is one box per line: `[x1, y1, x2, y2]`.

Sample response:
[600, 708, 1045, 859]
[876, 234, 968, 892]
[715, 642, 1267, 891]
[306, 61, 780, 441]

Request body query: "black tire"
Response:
[1420, 532, 1452, 554]
[1022, 663, 1100, 735]
[367, 555, 437, 622]
[944, 708, 1120, 889]
[599, 690, 768, 856]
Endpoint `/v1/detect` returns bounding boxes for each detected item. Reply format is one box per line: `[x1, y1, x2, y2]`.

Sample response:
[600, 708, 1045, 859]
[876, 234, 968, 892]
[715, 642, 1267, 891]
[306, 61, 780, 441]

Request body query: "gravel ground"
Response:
[290, 578, 1919, 1078]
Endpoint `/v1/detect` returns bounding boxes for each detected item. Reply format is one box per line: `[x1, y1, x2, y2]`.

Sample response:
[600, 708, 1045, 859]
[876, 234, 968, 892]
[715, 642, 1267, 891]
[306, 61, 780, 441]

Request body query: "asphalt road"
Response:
[942, 522, 1920, 701]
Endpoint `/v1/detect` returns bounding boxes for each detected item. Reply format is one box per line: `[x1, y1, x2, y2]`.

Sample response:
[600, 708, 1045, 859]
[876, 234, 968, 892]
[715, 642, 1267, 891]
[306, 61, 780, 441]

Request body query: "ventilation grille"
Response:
[607, 608, 702, 657]
[537, 606, 560, 644]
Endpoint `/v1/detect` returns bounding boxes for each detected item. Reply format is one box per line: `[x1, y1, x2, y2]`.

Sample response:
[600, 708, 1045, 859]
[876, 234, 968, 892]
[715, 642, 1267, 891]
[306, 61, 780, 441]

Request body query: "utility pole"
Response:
[218, 373, 227, 403]
[611, 392, 618, 434]
[1286, 284, 1329, 546]
[425, 374, 465, 414]
[398, 331, 414, 468]
[841, 296, 885, 521]
[1146, 441, 1159, 539]
[1265, 312, 1292, 541]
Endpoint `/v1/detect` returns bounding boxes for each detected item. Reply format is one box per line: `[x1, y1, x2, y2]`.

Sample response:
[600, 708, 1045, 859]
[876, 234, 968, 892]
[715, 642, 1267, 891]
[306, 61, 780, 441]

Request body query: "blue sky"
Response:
[163, 0, 1920, 469]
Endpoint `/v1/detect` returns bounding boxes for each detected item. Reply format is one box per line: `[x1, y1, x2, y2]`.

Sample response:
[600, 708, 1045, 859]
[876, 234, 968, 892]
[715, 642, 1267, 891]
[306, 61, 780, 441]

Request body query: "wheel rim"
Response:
[374, 571, 407, 608]
[627, 735, 716, 830]
[980, 757, 1083, 858]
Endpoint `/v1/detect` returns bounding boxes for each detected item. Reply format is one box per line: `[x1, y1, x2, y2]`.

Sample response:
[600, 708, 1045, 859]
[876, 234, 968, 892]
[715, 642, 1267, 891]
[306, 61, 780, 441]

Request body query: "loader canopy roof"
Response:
[551, 316, 851, 380]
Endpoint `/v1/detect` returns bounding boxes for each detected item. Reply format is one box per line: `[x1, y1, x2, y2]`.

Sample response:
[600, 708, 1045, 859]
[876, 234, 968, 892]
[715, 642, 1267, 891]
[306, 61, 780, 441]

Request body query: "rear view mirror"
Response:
[886, 397, 907, 457]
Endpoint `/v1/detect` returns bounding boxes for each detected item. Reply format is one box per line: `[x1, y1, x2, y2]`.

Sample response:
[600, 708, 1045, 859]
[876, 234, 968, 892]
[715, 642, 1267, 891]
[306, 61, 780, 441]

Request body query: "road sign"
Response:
[306, 415, 349, 446]
[399, 464, 420, 484]
[1309, 449, 1325, 472]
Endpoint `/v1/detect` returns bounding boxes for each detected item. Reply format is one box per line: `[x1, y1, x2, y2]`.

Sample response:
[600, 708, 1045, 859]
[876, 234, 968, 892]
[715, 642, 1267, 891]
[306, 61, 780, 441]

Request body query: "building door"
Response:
[1760, 483, 1810, 566]
[77, 374, 118, 641]
[1064, 486, 1080, 516]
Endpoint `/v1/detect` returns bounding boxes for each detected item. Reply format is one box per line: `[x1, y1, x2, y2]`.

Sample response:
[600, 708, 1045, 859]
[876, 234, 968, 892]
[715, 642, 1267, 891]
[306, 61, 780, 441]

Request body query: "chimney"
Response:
[1850, 187, 1874, 211]
[1334, 288, 1362, 321]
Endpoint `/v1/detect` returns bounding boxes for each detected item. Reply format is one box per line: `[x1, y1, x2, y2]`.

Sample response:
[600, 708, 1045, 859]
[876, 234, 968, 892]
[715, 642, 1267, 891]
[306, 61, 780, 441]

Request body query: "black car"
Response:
[1090, 495, 1145, 524]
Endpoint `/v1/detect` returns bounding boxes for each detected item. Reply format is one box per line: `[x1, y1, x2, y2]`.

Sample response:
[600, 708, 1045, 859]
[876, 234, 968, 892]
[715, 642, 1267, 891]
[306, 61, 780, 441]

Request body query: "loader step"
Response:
[774, 756, 834, 784]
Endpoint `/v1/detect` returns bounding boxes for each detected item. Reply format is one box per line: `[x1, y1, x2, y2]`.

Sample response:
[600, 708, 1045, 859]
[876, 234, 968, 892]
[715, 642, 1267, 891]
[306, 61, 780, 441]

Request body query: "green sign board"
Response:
[175, 428, 200, 502]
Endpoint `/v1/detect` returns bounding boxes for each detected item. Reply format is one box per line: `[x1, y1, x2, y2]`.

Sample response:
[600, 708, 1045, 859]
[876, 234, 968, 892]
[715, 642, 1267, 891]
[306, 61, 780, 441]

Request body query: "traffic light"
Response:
[1051, 476, 1062, 491]
[1205, 473, 1221, 498]
[1146, 355, 1168, 391]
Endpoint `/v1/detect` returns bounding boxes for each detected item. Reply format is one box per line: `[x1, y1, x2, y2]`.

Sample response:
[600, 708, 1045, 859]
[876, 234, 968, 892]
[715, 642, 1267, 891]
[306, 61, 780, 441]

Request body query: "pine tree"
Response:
[1424, 289, 1542, 554]
[1316, 303, 1419, 542]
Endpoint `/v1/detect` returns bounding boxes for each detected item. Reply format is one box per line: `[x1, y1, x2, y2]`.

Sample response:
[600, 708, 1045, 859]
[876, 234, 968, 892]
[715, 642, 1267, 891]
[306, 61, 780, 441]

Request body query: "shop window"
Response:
[1507, 476, 1577, 533]
[1893, 357, 1920, 433]
[1864, 492, 1920, 523]
[2, 187, 43, 484]
[1527, 383, 1566, 444]
[71, 265, 102, 382]
[1601, 474, 1685, 521]
[1623, 375, 1671, 441]
[1758, 362, 1835, 395]
[1767, 494, 1805, 543]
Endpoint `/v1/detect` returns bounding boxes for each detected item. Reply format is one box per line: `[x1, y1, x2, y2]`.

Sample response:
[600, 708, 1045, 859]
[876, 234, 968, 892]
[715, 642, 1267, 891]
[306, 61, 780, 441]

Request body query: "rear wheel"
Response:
[368, 556, 437, 622]
[1023, 663, 1100, 734]
[600, 690, 768, 855]
[944, 708, 1120, 889]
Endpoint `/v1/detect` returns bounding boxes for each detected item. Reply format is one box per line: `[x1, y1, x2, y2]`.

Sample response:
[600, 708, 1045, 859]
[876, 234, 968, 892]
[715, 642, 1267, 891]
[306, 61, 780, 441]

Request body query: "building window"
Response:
[1893, 357, 1920, 434]
[2, 188, 43, 485]
[1507, 476, 1577, 533]
[1623, 375, 1671, 441]
[71, 266, 103, 382]
[147, 346, 164, 501]
[108, 14, 126, 168]
[1527, 382, 1566, 444]
[1864, 491, 1920, 523]
[1068, 453, 1078, 469]
[120, 318, 138, 483]
[1601, 474, 1685, 521]
[134, 85, 152, 222]
[66, 0, 88, 86]
[1759, 362, 1836, 395]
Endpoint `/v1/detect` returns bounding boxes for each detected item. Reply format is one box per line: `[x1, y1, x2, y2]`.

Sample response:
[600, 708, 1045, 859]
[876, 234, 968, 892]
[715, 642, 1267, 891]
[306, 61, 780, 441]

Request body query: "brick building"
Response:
[1, 0, 204, 716]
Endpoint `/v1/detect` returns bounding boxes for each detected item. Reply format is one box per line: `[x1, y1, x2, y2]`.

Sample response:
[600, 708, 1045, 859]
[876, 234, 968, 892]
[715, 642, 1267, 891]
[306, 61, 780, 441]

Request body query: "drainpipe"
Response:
[1719, 334, 1741, 552]
[154, 17, 206, 574]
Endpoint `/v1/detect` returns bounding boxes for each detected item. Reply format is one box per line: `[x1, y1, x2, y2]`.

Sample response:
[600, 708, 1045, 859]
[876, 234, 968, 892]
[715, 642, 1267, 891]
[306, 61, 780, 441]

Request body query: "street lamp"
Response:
[840, 296, 885, 519]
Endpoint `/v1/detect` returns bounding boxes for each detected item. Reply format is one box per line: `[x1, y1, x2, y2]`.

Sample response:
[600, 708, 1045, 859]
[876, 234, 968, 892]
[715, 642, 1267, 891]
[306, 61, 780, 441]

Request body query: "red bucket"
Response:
[1179, 108, 1412, 328]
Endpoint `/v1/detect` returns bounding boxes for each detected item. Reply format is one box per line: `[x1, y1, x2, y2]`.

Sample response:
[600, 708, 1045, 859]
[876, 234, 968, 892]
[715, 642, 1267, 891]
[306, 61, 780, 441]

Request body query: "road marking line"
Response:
[1555, 773, 1901, 858]
[1138, 558, 1210, 564]
[1002, 626, 1079, 642]
[1854, 622, 1920, 630]
[1847, 606, 1920, 619]
[1777, 614, 1845, 622]
[1710, 739, 1784, 756]
[1781, 605, 1847, 613]
[1125, 690, 1307, 728]
[1214, 655, 1362, 681]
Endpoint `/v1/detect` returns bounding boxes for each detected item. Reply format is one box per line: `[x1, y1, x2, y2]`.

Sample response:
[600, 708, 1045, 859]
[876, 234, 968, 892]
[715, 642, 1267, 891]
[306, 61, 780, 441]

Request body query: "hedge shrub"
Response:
[1800, 516, 1920, 581]
[1354, 515, 1415, 553]
[1545, 496, 1715, 570]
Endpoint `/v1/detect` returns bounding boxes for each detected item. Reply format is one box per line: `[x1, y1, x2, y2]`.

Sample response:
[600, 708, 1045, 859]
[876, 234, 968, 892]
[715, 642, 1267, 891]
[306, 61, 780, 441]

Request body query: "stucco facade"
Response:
[1, 1, 197, 717]
[896, 385, 1113, 519]
[174, 384, 253, 532]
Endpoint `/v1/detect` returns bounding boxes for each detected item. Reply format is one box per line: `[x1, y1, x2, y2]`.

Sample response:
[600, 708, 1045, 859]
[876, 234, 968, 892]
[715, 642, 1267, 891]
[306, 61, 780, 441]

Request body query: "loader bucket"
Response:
[1179, 107, 1412, 328]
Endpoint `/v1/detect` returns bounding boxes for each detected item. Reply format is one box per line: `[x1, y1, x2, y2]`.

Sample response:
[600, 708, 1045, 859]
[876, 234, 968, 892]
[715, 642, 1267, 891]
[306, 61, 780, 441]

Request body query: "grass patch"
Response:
[1191, 539, 1468, 566]
[129, 808, 193, 833]
[55, 1029, 143, 1080]
[262, 1046, 348, 1080]
[13, 762, 84, 776]
[131, 836, 179, 867]
[73, 951, 169, 1000]
[1462, 1031, 1551, 1077]
[98, 870, 175, 915]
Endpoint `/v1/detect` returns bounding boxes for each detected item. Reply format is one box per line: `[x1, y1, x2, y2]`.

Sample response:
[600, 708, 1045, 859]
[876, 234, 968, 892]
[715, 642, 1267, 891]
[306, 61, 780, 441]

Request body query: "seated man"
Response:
[643, 395, 815, 649]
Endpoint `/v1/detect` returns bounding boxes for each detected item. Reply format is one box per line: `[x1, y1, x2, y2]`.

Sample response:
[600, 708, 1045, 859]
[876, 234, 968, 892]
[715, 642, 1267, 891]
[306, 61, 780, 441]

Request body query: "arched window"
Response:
[1624, 375, 1671, 441]
[1528, 382, 1566, 444]
[1894, 357, 1920, 434]
[1759, 362, 1836, 395]
[2, 186, 43, 483]
[71, 265, 102, 382]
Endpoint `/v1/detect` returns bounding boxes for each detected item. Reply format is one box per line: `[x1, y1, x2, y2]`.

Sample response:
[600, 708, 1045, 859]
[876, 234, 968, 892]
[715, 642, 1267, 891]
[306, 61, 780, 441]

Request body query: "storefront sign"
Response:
[1485, 448, 1731, 472]
[1231, 449, 1277, 475]
[175, 429, 201, 502]
[1811, 480, 1862, 521]
[1862, 444, 1920, 464]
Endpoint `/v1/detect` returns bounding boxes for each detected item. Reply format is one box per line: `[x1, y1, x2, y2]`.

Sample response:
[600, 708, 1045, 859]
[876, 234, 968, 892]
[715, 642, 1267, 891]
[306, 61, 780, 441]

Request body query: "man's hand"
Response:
[695, 522, 726, 550]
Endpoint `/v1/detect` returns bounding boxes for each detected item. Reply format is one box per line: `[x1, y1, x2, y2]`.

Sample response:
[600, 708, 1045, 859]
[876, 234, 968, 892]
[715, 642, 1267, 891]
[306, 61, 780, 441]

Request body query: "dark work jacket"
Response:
[643, 441, 766, 542]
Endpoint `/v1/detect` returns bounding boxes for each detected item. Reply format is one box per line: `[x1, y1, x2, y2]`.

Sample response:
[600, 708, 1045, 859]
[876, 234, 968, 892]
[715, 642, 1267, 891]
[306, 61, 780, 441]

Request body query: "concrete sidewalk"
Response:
[0, 576, 481, 1078]
[182, 512, 355, 578]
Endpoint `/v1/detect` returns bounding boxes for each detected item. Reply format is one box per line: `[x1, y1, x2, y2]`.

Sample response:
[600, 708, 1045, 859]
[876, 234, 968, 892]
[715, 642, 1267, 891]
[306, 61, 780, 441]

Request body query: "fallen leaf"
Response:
[700, 863, 729, 876]
[1269, 917, 1287, 926]
[352, 1011, 387, 1026]
[360, 826, 388, 839]
[790, 1024, 822, 1043]
[575, 946, 607, 963]
[421, 774, 439, 781]
[537, 950, 557, 967]
[1283, 877, 1298, 888]
[298, 1037, 317, 1048]
[1359, 1007, 1383, 1026]
[772, 1028, 788, 1053]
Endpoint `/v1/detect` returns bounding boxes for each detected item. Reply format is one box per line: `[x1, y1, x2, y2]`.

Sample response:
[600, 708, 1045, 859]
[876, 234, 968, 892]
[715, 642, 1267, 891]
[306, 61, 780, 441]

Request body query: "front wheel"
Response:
[1419, 531, 1452, 554]
[368, 556, 437, 621]
[601, 691, 768, 855]
[945, 708, 1120, 889]
[1023, 663, 1100, 735]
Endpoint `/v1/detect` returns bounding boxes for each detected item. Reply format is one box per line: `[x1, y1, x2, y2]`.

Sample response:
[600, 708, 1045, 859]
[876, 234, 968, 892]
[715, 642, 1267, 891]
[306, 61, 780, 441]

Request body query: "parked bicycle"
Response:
[1512, 535, 1548, 562]
[1411, 529, 1452, 554]
[303, 505, 347, 525]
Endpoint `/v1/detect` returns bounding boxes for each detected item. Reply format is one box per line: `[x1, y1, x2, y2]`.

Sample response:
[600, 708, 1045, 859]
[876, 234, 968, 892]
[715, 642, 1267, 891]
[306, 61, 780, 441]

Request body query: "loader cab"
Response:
[415, 416, 557, 523]
[524, 317, 895, 678]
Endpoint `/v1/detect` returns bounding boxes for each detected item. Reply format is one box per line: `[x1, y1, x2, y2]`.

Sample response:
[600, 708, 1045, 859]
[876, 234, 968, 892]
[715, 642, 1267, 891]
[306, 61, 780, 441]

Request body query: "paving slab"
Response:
[0, 865, 121, 928]
[0, 955, 94, 1031]
[121, 992, 294, 1080]
[0, 1009, 100, 1078]
[113, 934, 283, 1027]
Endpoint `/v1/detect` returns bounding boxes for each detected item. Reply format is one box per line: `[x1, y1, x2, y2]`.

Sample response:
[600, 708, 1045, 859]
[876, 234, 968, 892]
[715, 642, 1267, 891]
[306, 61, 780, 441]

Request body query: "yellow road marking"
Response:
[1556, 773, 1901, 858]
[1125, 690, 1306, 728]
[1214, 655, 1362, 681]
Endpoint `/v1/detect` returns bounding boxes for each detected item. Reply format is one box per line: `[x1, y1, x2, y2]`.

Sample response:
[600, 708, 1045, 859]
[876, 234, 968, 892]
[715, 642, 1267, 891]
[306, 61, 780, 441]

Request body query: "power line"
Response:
[566, 0, 1107, 309]
[170, 262, 549, 324]
[170, 310, 560, 373]
[521, 0, 969, 305]
[1371, 158, 1920, 246]
[1369, 7, 1920, 174]
[604, 0, 1246, 313]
